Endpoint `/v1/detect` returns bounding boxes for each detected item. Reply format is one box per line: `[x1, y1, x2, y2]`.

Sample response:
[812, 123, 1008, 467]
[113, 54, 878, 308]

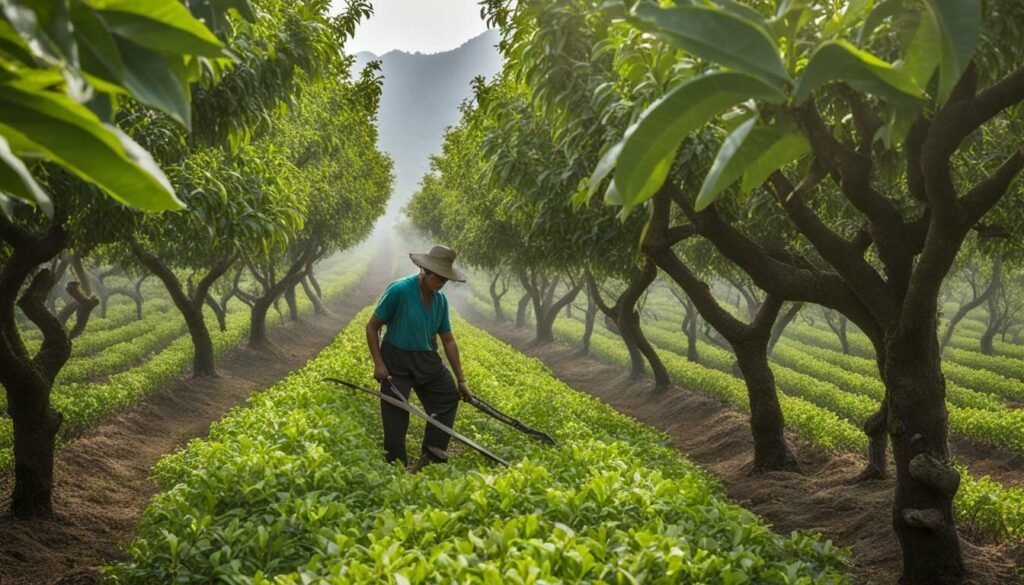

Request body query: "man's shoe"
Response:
[407, 446, 448, 473]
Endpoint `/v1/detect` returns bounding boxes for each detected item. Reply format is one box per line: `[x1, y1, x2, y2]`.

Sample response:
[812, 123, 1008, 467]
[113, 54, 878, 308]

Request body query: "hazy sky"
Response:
[332, 0, 491, 56]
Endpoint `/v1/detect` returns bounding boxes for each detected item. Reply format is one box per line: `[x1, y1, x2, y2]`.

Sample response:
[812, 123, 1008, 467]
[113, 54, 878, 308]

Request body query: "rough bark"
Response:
[581, 294, 597, 356]
[669, 287, 700, 363]
[586, 262, 671, 389]
[284, 283, 299, 322]
[130, 241, 233, 377]
[246, 242, 318, 347]
[734, 336, 797, 472]
[0, 221, 74, 517]
[823, 309, 850, 355]
[489, 272, 508, 322]
[768, 302, 802, 355]
[515, 290, 530, 327]
[205, 294, 227, 332]
[941, 257, 1000, 350]
[644, 188, 798, 471]
[885, 331, 964, 584]
[526, 272, 582, 343]
[300, 275, 326, 315]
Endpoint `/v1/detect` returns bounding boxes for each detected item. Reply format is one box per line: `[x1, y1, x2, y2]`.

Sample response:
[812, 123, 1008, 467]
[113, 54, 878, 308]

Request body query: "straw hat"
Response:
[410, 245, 466, 282]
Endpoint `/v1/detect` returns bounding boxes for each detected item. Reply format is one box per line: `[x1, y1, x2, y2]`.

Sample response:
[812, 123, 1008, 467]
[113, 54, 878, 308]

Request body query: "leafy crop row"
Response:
[945, 348, 1024, 383]
[476, 295, 869, 454]
[466, 282, 1024, 542]
[69, 301, 175, 357]
[0, 251, 371, 473]
[775, 342, 1007, 410]
[57, 320, 188, 383]
[108, 308, 851, 584]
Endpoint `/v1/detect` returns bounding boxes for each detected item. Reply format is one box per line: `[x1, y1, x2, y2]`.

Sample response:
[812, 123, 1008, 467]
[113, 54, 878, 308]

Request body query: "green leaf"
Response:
[925, 0, 981, 103]
[116, 37, 190, 129]
[740, 124, 810, 194]
[585, 140, 623, 202]
[794, 40, 926, 107]
[94, 0, 226, 57]
[190, 0, 256, 35]
[900, 9, 941, 95]
[0, 19, 34, 64]
[0, 134, 52, 216]
[697, 116, 757, 211]
[70, 1, 124, 86]
[839, 0, 873, 29]
[630, 3, 790, 87]
[0, 83, 182, 211]
[856, 0, 902, 47]
[613, 72, 786, 209]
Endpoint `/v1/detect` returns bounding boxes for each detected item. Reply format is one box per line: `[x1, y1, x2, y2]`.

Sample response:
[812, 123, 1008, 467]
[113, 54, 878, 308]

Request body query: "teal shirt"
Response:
[373, 274, 452, 351]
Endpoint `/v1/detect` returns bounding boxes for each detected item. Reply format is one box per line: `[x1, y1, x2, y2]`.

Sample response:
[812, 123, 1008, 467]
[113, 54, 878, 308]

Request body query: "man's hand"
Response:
[456, 379, 473, 402]
[373, 364, 389, 383]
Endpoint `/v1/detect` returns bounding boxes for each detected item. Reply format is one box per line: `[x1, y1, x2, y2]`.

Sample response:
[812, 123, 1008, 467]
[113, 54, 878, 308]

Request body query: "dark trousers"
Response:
[379, 342, 459, 465]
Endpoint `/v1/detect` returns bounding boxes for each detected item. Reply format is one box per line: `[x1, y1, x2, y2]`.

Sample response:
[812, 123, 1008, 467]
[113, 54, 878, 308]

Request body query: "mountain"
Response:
[353, 30, 503, 221]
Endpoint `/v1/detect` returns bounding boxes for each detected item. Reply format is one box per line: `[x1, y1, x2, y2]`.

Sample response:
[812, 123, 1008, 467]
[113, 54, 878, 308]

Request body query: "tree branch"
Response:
[961, 147, 1024, 225]
[65, 281, 99, 340]
[18, 270, 71, 382]
[767, 171, 897, 324]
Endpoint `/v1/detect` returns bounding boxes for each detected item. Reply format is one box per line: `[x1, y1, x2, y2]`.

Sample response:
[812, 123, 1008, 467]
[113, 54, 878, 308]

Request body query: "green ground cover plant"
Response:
[0, 249, 372, 473]
[467, 280, 1024, 543]
[107, 308, 851, 584]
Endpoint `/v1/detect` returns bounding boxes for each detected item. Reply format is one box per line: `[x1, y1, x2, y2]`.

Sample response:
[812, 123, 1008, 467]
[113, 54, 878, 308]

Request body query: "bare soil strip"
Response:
[0, 249, 392, 585]
[451, 294, 1024, 585]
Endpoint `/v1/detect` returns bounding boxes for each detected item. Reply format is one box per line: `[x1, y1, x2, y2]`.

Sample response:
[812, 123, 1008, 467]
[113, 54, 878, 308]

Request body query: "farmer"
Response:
[366, 245, 473, 472]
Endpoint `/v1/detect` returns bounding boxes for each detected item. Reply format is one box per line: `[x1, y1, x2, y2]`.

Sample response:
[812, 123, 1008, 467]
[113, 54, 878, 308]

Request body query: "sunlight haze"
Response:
[332, 0, 491, 55]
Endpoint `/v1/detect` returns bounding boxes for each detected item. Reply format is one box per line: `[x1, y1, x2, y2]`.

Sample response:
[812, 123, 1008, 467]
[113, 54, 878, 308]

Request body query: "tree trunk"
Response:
[885, 333, 964, 584]
[515, 291, 530, 327]
[247, 243, 317, 347]
[685, 310, 699, 362]
[10, 403, 61, 517]
[837, 316, 850, 355]
[489, 273, 506, 322]
[307, 270, 322, 299]
[133, 276, 147, 320]
[534, 281, 581, 342]
[620, 322, 646, 377]
[673, 290, 700, 363]
[767, 302, 802, 355]
[249, 297, 272, 347]
[284, 283, 299, 321]
[581, 294, 596, 355]
[205, 294, 227, 332]
[130, 242, 231, 376]
[642, 189, 796, 471]
[300, 276, 325, 315]
[941, 256, 1001, 351]
[733, 340, 798, 472]
[184, 303, 217, 376]
[979, 322, 997, 355]
[620, 306, 671, 388]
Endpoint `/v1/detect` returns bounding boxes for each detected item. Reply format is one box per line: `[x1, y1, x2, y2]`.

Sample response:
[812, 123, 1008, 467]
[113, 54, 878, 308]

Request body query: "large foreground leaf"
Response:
[925, 0, 981, 103]
[92, 0, 227, 57]
[0, 84, 182, 211]
[696, 120, 810, 211]
[116, 37, 191, 129]
[630, 3, 790, 87]
[0, 135, 52, 217]
[611, 72, 786, 210]
[794, 40, 926, 107]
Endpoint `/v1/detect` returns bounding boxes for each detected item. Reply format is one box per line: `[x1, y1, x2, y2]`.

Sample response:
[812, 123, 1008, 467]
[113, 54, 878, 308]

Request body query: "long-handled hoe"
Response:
[324, 377, 558, 466]
[324, 377, 511, 467]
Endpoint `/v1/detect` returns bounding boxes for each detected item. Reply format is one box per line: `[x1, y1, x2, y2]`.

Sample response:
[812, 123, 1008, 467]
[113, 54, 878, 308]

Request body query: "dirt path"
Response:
[451, 295, 1024, 585]
[0, 240, 393, 585]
